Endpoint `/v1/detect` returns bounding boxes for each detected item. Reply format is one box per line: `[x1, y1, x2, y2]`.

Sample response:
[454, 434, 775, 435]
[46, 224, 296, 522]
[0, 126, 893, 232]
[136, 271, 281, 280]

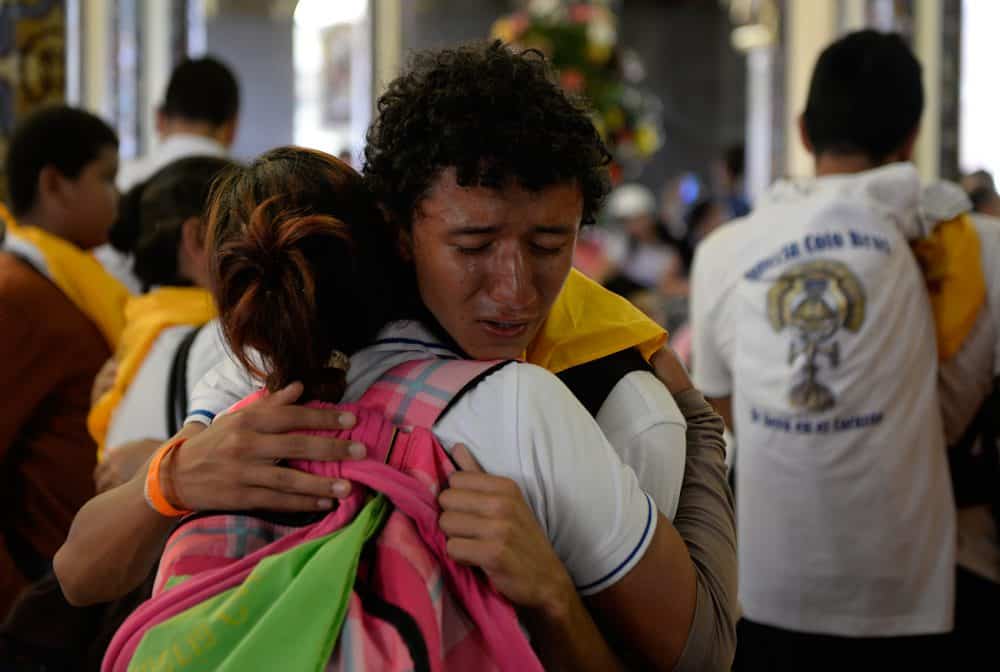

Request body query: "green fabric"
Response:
[128, 496, 389, 672]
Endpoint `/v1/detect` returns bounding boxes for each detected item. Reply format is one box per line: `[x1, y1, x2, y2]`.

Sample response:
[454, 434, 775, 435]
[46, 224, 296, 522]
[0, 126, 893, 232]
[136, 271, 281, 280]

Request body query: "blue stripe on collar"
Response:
[371, 337, 462, 358]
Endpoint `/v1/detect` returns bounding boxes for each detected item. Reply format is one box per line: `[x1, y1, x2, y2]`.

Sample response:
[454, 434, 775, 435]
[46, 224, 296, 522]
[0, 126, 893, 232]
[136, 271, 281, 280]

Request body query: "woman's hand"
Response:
[94, 438, 161, 493]
[164, 382, 367, 512]
[438, 444, 576, 618]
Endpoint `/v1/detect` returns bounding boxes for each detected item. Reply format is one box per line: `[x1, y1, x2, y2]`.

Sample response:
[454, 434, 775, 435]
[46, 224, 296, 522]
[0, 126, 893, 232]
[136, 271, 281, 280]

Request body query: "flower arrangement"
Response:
[491, 0, 663, 182]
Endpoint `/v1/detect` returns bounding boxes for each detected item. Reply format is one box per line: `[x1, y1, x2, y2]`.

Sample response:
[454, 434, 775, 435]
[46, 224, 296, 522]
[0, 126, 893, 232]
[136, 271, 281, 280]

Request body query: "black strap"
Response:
[435, 360, 516, 428]
[556, 347, 654, 417]
[166, 326, 203, 436]
[353, 578, 430, 672]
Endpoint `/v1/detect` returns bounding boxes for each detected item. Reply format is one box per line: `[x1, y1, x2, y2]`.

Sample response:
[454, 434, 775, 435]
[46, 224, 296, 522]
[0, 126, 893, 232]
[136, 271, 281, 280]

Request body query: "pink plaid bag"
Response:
[104, 358, 542, 672]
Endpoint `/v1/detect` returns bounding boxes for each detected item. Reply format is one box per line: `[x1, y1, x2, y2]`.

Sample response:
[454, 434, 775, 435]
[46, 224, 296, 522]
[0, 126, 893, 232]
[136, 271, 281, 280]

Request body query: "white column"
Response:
[745, 47, 773, 201]
[81, 0, 113, 120]
[372, 0, 401, 104]
[784, 0, 837, 178]
[142, 1, 173, 156]
[65, 0, 82, 104]
[914, 0, 942, 180]
[839, 0, 867, 32]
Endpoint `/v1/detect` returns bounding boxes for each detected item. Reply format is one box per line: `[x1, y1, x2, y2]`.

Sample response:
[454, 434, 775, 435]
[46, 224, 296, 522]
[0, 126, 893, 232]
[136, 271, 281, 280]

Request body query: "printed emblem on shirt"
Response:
[767, 259, 866, 411]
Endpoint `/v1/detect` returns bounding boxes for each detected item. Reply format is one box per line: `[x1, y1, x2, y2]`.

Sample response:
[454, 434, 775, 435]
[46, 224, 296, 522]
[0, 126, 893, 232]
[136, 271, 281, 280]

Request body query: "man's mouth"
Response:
[479, 319, 531, 338]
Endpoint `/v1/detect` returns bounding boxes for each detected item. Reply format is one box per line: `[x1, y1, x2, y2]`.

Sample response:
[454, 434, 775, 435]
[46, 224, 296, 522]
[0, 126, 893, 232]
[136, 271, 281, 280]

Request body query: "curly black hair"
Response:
[363, 40, 611, 231]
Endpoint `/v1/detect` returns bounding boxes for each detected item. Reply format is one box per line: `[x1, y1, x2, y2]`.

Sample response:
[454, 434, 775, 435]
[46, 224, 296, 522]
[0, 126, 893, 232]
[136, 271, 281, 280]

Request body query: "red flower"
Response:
[509, 12, 529, 33]
[569, 4, 596, 23]
[560, 69, 586, 93]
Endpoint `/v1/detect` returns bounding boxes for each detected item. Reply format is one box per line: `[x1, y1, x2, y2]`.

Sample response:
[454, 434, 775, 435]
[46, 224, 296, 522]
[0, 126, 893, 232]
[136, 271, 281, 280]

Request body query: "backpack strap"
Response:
[556, 347, 653, 417]
[166, 326, 203, 436]
[359, 358, 512, 429]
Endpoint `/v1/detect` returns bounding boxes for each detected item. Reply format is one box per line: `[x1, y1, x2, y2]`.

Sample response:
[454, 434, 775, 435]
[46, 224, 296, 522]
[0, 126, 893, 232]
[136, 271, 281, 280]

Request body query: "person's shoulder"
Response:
[605, 370, 685, 426]
[508, 361, 573, 394]
[696, 217, 750, 259]
[467, 361, 586, 421]
[0, 252, 61, 310]
[0, 253, 106, 356]
[188, 320, 229, 376]
[690, 218, 752, 308]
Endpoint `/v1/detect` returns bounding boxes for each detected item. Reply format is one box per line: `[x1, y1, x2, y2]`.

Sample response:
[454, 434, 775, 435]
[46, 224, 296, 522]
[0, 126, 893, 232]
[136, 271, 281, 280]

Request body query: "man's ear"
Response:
[180, 216, 205, 256]
[217, 118, 238, 148]
[37, 165, 70, 212]
[155, 108, 169, 138]
[179, 216, 210, 285]
[798, 114, 815, 155]
[379, 202, 414, 262]
[397, 227, 414, 262]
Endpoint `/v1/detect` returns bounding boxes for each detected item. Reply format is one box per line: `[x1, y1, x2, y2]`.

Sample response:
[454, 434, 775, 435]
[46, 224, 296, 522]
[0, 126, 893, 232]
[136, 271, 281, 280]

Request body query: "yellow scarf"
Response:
[911, 213, 986, 361]
[88, 287, 217, 458]
[527, 268, 668, 373]
[0, 204, 128, 349]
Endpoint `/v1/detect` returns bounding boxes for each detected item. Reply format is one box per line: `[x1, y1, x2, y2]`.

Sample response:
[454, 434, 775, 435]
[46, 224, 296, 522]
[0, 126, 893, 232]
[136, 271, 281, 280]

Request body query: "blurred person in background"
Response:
[0, 106, 124, 620]
[603, 183, 686, 304]
[715, 143, 751, 220]
[962, 170, 1000, 219]
[97, 57, 240, 294]
[692, 30, 954, 668]
[686, 197, 729, 249]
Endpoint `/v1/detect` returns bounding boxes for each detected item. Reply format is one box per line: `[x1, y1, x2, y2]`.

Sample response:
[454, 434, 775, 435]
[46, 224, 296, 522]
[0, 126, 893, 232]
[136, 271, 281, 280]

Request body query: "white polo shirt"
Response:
[691, 163, 956, 636]
[105, 320, 228, 451]
[433, 361, 657, 594]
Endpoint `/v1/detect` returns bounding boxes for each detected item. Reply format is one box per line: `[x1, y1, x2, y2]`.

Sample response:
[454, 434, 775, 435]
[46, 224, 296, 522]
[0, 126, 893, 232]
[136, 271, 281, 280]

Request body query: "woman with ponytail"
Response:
[207, 149, 398, 407]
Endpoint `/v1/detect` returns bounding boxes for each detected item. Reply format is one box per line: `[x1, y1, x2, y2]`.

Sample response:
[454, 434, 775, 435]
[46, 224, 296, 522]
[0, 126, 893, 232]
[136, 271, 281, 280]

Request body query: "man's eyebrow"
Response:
[534, 224, 575, 234]
[446, 224, 576, 235]
[448, 225, 500, 235]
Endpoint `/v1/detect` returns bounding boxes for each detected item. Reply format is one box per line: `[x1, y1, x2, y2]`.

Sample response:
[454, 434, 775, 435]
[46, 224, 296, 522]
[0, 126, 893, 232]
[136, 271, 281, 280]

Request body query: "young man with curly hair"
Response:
[56, 43, 736, 671]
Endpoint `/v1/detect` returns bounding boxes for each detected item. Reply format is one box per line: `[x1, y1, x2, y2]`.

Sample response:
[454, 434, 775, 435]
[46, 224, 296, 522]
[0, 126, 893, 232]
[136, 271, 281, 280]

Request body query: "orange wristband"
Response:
[144, 437, 192, 518]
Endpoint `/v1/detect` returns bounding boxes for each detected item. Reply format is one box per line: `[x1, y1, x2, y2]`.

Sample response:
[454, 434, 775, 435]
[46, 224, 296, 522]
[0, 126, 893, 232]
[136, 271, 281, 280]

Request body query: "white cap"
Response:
[606, 183, 656, 219]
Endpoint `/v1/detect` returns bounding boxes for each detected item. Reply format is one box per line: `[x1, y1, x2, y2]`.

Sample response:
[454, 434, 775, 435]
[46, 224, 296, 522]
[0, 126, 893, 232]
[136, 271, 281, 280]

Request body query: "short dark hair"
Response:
[363, 41, 611, 232]
[4, 105, 118, 216]
[161, 56, 240, 126]
[803, 30, 923, 163]
[112, 155, 235, 290]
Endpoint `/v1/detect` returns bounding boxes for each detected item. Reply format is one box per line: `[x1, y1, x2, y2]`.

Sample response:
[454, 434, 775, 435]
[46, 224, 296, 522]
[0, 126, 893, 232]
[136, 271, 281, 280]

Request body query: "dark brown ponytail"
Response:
[206, 147, 398, 402]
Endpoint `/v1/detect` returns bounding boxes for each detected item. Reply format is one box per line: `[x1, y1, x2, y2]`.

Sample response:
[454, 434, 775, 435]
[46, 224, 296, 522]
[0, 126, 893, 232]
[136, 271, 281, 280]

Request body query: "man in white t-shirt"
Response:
[97, 57, 239, 293]
[691, 30, 954, 668]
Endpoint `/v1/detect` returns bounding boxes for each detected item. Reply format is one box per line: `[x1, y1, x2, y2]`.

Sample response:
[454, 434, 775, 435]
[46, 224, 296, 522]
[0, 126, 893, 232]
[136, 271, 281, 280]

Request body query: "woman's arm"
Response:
[55, 383, 363, 605]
